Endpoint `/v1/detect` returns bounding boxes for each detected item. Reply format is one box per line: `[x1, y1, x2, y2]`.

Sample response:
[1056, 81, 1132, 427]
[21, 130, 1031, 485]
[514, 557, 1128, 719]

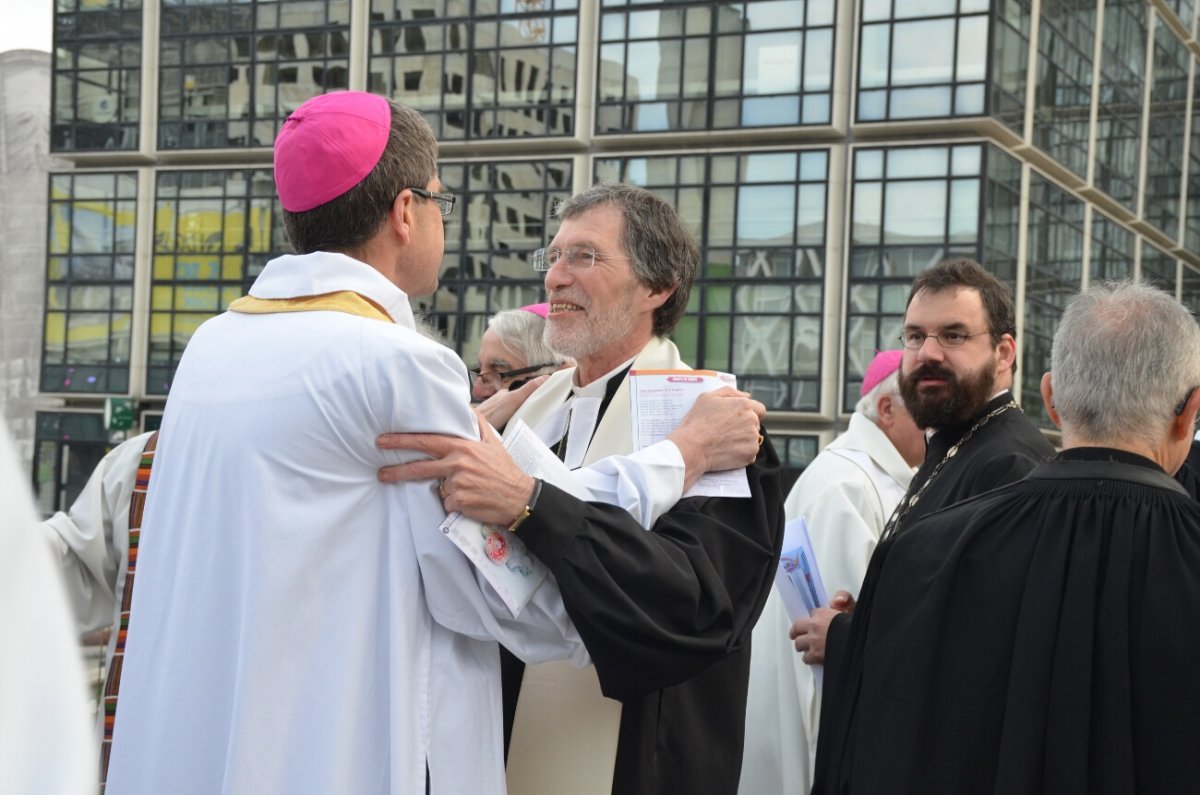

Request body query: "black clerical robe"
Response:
[518, 451, 783, 794]
[502, 338, 785, 795]
[1174, 438, 1200, 499]
[814, 448, 1200, 794]
[819, 392, 1054, 757]
[897, 391, 1056, 533]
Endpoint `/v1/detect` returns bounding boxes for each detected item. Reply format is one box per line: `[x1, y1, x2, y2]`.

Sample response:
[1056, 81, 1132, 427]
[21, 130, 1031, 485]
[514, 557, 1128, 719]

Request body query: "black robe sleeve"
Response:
[514, 432, 785, 702]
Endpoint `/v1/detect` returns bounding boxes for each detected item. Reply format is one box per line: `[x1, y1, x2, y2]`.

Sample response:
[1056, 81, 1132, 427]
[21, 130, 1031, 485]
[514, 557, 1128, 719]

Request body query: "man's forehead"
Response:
[552, 204, 624, 244]
[905, 286, 986, 327]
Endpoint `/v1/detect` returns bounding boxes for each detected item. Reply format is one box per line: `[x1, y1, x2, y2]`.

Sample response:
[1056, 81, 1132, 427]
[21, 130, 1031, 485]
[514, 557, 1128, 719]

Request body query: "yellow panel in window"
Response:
[44, 313, 66, 347]
[154, 205, 177, 251]
[66, 316, 110, 347]
[175, 285, 220, 312]
[175, 256, 220, 281]
[149, 312, 173, 338]
[222, 255, 244, 280]
[154, 255, 175, 280]
[48, 206, 72, 254]
[223, 207, 246, 250]
[48, 258, 67, 280]
[221, 286, 243, 309]
[151, 286, 174, 309]
[178, 209, 223, 254]
[249, 204, 274, 252]
[173, 313, 210, 341]
[116, 206, 136, 235]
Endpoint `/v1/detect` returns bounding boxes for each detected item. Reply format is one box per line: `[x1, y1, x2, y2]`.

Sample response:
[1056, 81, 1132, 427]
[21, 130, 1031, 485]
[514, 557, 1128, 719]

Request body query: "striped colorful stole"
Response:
[99, 430, 159, 791]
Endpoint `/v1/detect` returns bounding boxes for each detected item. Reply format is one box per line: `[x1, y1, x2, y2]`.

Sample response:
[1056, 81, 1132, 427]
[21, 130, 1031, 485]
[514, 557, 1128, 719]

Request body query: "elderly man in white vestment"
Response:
[103, 92, 595, 795]
[380, 182, 785, 795]
[738, 349, 925, 795]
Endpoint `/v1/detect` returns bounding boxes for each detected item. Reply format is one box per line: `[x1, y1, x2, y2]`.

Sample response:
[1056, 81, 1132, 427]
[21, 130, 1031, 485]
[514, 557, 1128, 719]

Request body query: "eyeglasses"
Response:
[530, 245, 627, 272]
[899, 329, 991, 349]
[406, 187, 456, 216]
[469, 362, 558, 391]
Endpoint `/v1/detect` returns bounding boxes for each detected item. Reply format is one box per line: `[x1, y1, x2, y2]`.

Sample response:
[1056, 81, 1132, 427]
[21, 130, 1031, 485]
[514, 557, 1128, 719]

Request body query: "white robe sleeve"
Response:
[784, 453, 884, 599]
[36, 431, 152, 634]
[369, 334, 590, 667]
[568, 440, 686, 530]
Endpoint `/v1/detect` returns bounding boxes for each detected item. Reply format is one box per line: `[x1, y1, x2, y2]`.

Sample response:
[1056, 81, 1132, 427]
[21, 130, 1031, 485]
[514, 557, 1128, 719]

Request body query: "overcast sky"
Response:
[0, 0, 52, 55]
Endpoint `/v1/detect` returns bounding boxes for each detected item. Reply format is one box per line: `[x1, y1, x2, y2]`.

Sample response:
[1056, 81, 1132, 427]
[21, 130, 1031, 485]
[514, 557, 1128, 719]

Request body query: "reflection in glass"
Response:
[423, 160, 572, 363]
[1139, 242, 1178, 295]
[1031, 0, 1093, 178]
[149, 169, 283, 393]
[597, 149, 828, 411]
[1089, 215, 1133, 282]
[857, 4, 989, 121]
[1094, 0, 1144, 210]
[1181, 264, 1200, 316]
[158, 0, 350, 149]
[1023, 173, 1083, 427]
[847, 143, 996, 412]
[883, 182, 948, 244]
[52, 0, 142, 151]
[1143, 18, 1188, 241]
[598, 0, 833, 133]
[42, 172, 137, 394]
[372, 3, 577, 141]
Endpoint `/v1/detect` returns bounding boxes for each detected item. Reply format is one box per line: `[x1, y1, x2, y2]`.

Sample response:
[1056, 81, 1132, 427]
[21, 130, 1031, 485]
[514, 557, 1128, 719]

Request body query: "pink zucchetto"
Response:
[520, 303, 549, 319]
[273, 91, 392, 212]
[861, 349, 904, 397]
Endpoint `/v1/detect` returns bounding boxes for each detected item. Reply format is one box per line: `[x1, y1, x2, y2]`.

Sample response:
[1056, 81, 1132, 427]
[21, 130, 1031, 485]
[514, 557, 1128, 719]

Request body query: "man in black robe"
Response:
[792, 258, 1053, 664]
[814, 280, 1200, 794]
[378, 182, 784, 794]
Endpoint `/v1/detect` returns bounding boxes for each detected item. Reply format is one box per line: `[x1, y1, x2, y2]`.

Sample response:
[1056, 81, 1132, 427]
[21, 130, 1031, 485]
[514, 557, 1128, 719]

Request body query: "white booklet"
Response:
[628, 369, 751, 498]
[774, 516, 829, 621]
[438, 419, 594, 619]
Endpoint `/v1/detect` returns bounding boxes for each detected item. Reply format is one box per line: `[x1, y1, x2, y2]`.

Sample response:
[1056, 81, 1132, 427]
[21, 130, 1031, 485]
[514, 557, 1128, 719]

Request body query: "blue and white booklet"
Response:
[775, 516, 830, 686]
[774, 516, 829, 620]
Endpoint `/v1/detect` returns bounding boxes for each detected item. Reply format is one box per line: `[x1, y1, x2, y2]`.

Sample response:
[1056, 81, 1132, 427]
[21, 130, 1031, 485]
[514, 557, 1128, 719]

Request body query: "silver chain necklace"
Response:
[881, 400, 1021, 540]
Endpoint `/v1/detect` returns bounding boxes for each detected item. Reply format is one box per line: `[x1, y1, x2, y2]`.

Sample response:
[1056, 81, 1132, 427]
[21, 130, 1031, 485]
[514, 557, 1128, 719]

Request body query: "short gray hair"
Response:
[856, 370, 901, 422]
[488, 308, 570, 367]
[1051, 281, 1200, 446]
[554, 182, 698, 337]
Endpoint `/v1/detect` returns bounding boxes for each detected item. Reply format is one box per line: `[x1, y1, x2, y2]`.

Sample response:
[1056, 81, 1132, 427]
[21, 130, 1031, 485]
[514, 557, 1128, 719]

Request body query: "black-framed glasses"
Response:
[530, 245, 628, 272]
[899, 329, 990, 349]
[406, 187, 456, 216]
[469, 362, 558, 391]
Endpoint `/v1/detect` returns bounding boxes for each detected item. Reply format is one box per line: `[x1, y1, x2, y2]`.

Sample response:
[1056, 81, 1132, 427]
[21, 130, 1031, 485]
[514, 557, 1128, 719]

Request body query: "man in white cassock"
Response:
[104, 92, 591, 795]
[738, 349, 925, 795]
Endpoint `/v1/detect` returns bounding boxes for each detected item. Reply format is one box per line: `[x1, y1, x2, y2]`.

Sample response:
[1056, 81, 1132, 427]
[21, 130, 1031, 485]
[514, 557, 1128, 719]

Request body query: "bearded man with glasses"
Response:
[813, 282, 1200, 793]
[792, 259, 1055, 781]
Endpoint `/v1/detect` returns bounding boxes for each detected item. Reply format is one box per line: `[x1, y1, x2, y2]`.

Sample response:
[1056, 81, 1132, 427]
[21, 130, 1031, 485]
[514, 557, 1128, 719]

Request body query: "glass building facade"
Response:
[40, 0, 1200, 507]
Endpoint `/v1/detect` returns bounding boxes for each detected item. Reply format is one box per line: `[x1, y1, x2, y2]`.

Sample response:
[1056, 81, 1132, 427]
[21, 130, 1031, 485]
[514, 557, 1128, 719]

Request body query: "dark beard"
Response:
[899, 360, 998, 430]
